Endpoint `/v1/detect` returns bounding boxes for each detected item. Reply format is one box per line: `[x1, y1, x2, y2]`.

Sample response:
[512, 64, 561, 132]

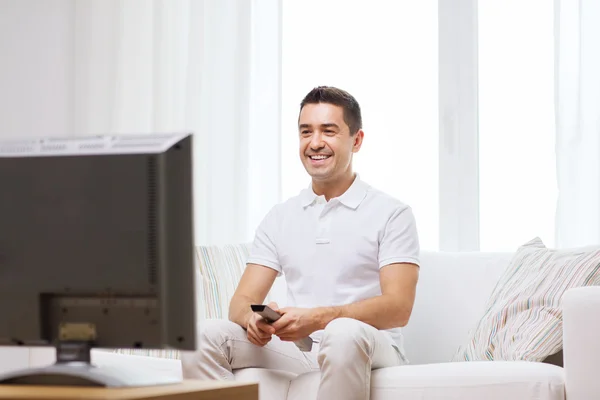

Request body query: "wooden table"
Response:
[0, 380, 258, 400]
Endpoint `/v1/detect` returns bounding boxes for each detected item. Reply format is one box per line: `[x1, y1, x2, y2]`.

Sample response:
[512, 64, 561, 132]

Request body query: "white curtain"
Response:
[72, 0, 281, 246]
[554, 0, 600, 248]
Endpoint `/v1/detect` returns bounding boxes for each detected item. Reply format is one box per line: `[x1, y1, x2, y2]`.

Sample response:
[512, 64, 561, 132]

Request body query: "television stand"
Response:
[0, 340, 181, 387]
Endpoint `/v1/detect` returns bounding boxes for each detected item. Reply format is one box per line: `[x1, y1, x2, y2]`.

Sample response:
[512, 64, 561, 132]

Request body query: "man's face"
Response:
[298, 103, 363, 182]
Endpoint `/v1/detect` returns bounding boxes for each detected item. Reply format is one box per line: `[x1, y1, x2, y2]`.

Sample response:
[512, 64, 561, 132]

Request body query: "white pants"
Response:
[181, 317, 406, 400]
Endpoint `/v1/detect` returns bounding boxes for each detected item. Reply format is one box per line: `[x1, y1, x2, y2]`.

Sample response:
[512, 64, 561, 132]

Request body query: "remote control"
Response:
[250, 304, 314, 352]
[250, 304, 281, 323]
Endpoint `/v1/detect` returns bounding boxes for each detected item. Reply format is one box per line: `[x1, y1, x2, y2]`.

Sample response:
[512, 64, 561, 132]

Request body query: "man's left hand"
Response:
[271, 307, 322, 342]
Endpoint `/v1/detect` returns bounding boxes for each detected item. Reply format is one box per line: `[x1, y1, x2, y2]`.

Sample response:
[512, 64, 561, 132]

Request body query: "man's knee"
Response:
[321, 318, 368, 347]
[180, 319, 243, 369]
[197, 319, 244, 343]
[318, 318, 370, 368]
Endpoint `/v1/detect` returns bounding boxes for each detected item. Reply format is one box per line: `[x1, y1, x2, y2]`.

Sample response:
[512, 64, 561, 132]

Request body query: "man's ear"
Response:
[352, 130, 364, 153]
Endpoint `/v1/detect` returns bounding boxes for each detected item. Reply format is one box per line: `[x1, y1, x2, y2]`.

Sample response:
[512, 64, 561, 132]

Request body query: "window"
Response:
[478, 0, 557, 250]
[280, 0, 558, 252]
[281, 0, 440, 250]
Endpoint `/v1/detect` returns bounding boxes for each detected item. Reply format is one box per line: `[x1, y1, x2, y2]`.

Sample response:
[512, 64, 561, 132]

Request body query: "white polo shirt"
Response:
[247, 175, 420, 351]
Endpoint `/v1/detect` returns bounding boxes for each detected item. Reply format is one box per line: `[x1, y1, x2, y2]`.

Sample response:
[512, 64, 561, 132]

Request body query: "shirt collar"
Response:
[300, 174, 369, 209]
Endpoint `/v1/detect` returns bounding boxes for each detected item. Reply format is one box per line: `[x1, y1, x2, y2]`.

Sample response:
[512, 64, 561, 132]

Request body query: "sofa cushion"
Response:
[195, 244, 254, 320]
[286, 361, 564, 400]
[453, 237, 600, 362]
[402, 250, 513, 364]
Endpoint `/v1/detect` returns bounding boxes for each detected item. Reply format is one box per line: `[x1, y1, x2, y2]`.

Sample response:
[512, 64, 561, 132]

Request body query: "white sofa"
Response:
[1, 250, 599, 400]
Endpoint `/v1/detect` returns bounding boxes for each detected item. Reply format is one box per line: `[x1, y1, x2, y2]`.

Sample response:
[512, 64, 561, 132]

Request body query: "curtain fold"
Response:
[72, 0, 282, 246]
[554, 0, 600, 248]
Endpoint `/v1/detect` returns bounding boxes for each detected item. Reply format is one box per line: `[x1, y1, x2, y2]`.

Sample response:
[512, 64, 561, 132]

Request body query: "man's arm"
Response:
[314, 262, 419, 330]
[231, 203, 282, 330]
[229, 263, 279, 329]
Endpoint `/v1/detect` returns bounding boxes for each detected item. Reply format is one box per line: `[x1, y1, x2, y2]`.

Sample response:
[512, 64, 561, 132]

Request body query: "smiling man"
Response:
[182, 86, 420, 400]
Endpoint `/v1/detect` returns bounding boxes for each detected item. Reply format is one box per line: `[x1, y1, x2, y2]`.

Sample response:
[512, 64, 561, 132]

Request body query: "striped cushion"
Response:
[196, 243, 257, 320]
[453, 237, 600, 362]
[114, 243, 254, 359]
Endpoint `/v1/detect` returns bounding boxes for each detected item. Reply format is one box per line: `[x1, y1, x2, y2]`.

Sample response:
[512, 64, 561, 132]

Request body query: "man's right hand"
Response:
[246, 302, 279, 347]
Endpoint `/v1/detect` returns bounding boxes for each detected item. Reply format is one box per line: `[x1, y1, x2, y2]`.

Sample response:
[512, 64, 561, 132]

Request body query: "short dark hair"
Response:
[299, 86, 363, 136]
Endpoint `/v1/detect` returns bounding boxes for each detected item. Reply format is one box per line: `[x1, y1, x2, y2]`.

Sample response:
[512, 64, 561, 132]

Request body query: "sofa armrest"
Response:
[563, 286, 600, 400]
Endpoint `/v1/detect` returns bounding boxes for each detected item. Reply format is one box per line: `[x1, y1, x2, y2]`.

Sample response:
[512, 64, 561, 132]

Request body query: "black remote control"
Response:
[250, 304, 314, 352]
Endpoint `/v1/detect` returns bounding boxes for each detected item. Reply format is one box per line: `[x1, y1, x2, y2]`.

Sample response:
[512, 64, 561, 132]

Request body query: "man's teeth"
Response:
[310, 155, 330, 160]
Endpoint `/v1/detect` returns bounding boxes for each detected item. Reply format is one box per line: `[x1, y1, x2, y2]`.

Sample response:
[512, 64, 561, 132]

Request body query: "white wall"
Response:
[0, 0, 74, 139]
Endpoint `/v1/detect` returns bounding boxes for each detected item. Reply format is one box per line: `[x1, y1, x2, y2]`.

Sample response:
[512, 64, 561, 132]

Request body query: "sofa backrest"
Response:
[403, 251, 513, 364]
[194, 244, 514, 365]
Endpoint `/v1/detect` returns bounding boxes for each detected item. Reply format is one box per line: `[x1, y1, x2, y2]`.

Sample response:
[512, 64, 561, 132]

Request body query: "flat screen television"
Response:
[0, 132, 196, 387]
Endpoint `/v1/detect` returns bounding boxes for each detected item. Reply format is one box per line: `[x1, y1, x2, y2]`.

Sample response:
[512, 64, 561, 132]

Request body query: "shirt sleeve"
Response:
[246, 205, 282, 275]
[378, 205, 420, 269]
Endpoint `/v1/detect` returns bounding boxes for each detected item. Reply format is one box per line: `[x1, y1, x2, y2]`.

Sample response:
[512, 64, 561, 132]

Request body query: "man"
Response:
[182, 86, 420, 399]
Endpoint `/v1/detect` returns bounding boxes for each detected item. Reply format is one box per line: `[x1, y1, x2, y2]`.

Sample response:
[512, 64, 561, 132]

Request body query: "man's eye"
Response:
[301, 131, 310, 135]
[324, 130, 334, 134]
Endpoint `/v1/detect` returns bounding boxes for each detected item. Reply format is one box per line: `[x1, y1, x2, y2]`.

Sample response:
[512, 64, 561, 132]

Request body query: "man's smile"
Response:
[308, 154, 332, 165]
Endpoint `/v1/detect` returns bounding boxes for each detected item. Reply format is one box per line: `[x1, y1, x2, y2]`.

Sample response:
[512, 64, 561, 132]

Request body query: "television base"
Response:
[0, 341, 181, 387]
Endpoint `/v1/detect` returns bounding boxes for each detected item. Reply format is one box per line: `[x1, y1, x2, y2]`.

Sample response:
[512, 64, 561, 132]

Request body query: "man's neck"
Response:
[312, 172, 356, 201]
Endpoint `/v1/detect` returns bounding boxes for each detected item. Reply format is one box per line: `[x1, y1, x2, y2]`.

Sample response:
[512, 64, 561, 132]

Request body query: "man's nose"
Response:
[310, 132, 324, 149]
